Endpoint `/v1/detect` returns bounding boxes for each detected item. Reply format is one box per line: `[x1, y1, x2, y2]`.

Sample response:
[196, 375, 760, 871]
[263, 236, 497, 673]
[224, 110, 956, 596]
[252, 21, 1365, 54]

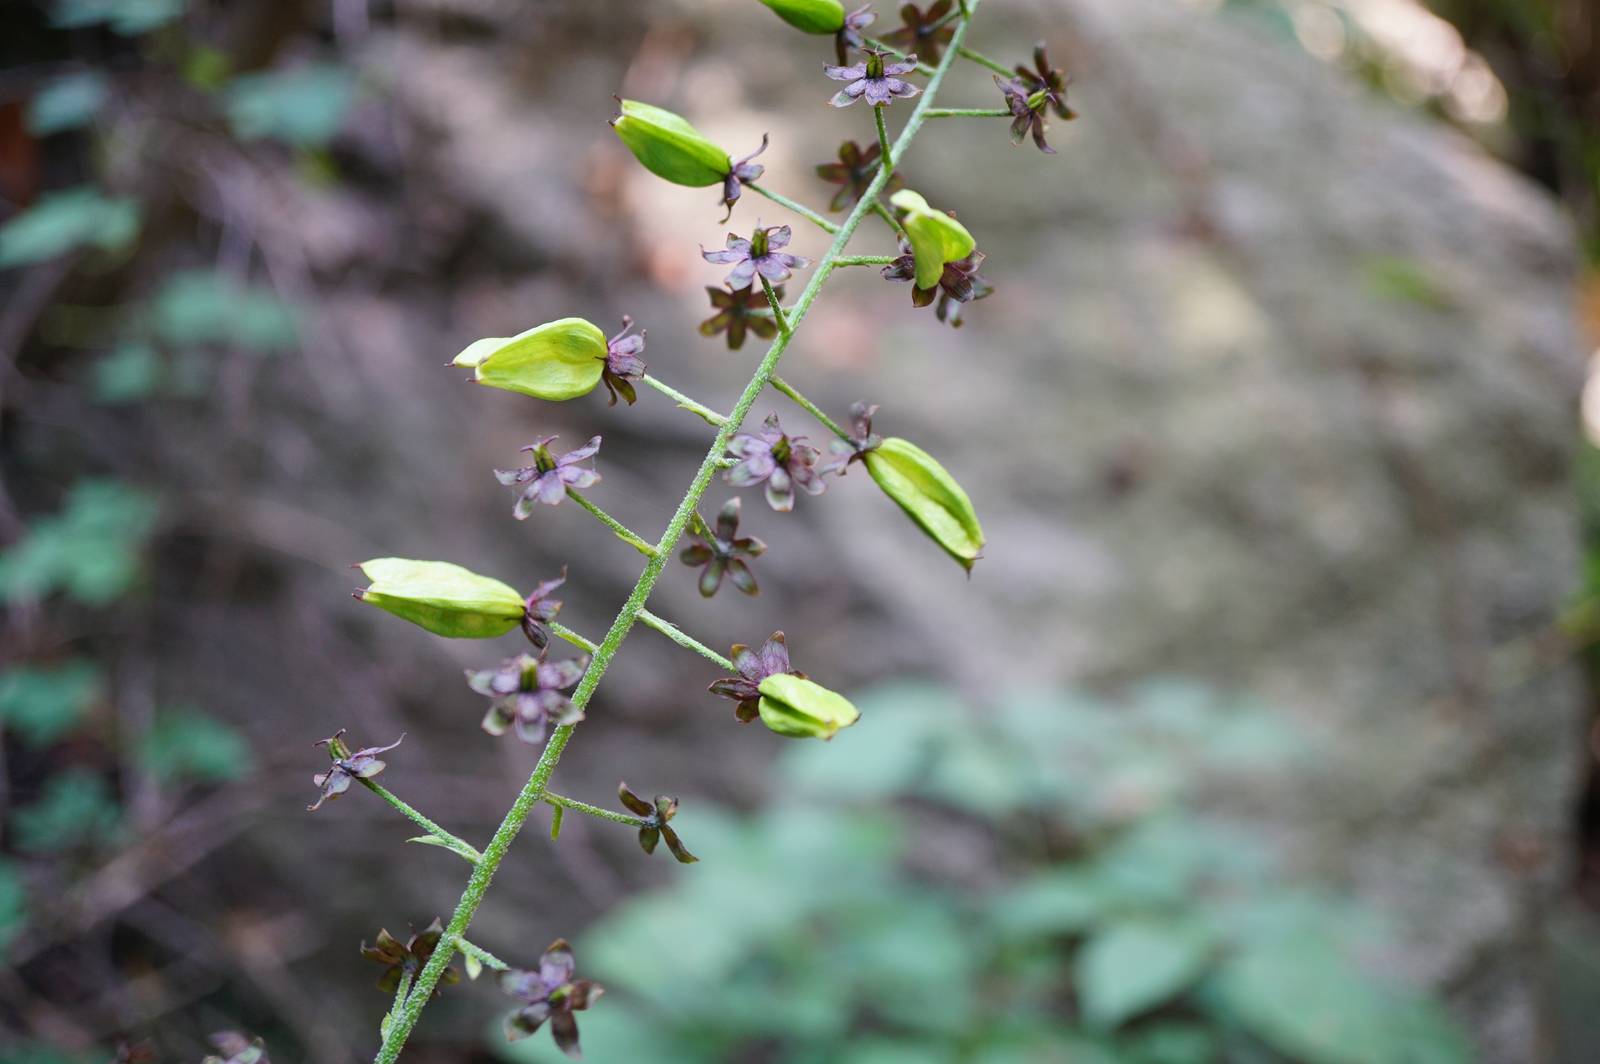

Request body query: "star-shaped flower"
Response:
[680, 497, 766, 597]
[600, 317, 647, 406]
[834, 4, 877, 63]
[520, 567, 566, 650]
[617, 782, 698, 863]
[495, 436, 602, 519]
[1012, 41, 1075, 121]
[726, 412, 825, 511]
[881, 238, 994, 326]
[824, 48, 921, 108]
[702, 225, 810, 289]
[824, 401, 884, 474]
[308, 730, 403, 812]
[720, 134, 769, 221]
[501, 940, 603, 1057]
[709, 631, 805, 723]
[362, 918, 461, 996]
[467, 652, 589, 746]
[882, 1, 957, 64]
[698, 285, 780, 351]
[814, 140, 904, 212]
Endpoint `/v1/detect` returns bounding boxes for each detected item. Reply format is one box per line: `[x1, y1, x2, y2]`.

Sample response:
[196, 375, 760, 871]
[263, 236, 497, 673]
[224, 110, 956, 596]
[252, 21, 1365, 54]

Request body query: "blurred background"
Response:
[2, 0, 1598, 1060]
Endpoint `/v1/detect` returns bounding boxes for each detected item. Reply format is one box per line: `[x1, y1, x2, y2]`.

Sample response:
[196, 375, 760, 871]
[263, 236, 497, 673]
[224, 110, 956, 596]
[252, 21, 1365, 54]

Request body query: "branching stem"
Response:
[542, 791, 644, 828]
[746, 183, 839, 234]
[453, 937, 511, 972]
[874, 105, 894, 176]
[927, 107, 1011, 118]
[759, 276, 791, 338]
[359, 779, 483, 864]
[565, 490, 659, 558]
[641, 374, 727, 426]
[769, 375, 849, 440]
[636, 608, 736, 670]
[958, 45, 1013, 78]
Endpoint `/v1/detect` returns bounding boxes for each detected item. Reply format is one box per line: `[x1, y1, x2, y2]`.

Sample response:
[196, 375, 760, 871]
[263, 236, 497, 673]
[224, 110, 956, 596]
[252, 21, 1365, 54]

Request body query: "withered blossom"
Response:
[995, 42, 1075, 155]
[824, 401, 884, 474]
[680, 497, 766, 597]
[720, 135, 769, 221]
[601, 317, 647, 406]
[814, 140, 904, 212]
[308, 730, 403, 812]
[835, 4, 877, 63]
[699, 285, 780, 351]
[617, 782, 698, 863]
[882, 1, 957, 64]
[467, 652, 588, 746]
[824, 48, 921, 108]
[1012, 41, 1075, 121]
[709, 631, 805, 723]
[520, 566, 567, 650]
[201, 1033, 268, 1064]
[881, 238, 994, 326]
[495, 436, 602, 519]
[702, 224, 810, 289]
[362, 918, 460, 996]
[501, 939, 603, 1057]
[726, 412, 825, 511]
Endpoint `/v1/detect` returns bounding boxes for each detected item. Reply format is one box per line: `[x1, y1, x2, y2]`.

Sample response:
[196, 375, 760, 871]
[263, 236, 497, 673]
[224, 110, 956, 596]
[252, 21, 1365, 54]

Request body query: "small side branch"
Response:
[957, 45, 1014, 78]
[636, 608, 736, 670]
[926, 107, 1011, 118]
[361, 779, 483, 864]
[566, 490, 660, 558]
[542, 791, 645, 828]
[453, 936, 511, 973]
[746, 183, 840, 234]
[548, 622, 599, 654]
[833, 254, 897, 267]
[769, 375, 849, 440]
[641, 373, 728, 426]
[759, 276, 792, 338]
[873, 105, 895, 176]
[870, 199, 908, 241]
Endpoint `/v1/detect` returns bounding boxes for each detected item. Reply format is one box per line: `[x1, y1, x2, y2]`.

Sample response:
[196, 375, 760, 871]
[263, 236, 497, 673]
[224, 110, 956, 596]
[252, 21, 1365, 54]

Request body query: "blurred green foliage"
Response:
[0, 660, 100, 748]
[12, 769, 124, 855]
[51, 0, 182, 35]
[26, 72, 109, 136]
[147, 270, 300, 353]
[0, 187, 140, 269]
[225, 64, 357, 148]
[138, 706, 252, 784]
[0, 480, 157, 604]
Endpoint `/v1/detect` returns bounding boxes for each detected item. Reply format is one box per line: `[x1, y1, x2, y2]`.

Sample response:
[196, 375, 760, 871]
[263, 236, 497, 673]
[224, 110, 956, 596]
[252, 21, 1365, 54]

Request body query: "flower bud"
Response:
[756, 673, 860, 740]
[864, 437, 986, 571]
[890, 189, 976, 289]
[610, 100, 732, 188]
[756, 0, 847, 35]
[452, 318, 607, 401]
[356, 558, 527, 638]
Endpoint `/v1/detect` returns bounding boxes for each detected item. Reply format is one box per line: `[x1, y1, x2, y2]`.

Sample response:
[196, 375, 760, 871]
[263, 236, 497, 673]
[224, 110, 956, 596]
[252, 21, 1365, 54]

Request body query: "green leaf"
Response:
[148, 270, 299, 353]
[27, 72, 109, 134]
[93, 341, 162, 403]
[778, 680, 964, 801]
[1077, 917, 1214, 1029]
[225, 65, 357, 147]
[990, 868, 1110, 940]
[0, 660, 99, 747]
[0, 858, 29, 959]
[0, 480, 158, 605]
[1120, 1023, 1217, 1064]
[137, 707, 251, 784]
[0, 187, 140, 268]
[12, 769, 123, 854]
[52, 0, 182, 34]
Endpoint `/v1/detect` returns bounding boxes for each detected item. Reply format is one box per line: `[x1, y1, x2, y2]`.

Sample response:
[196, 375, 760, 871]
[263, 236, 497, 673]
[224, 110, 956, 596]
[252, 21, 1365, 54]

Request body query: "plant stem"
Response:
[874, 105, 894, 176]
[769, 375, 849, 440]
[636, 608, 736, 670]
[957, 45, 1013, 78]
[565, 490, 659, 558]
[833, 254, 897, 266]
[548, 622, 598, 654]
[926, 107, 1011, 117]
[871, 199, 907, 240]
[453, 937, 510, 972]
[372, 7, 982, 1056]
[542, 791, 644, 828]
[641, 374, 727, 426]
[360, 779, 483, 863]
[384, 970, 414, 1036]
[759, 276, 791, 337]
[746, 183, 839, 234]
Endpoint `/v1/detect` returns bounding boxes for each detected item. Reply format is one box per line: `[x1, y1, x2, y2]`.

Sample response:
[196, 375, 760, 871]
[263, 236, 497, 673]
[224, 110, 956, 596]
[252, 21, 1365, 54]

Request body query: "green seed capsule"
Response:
[756, 0, 846, 35]
[756, 673, 861, 740]
[890, 189, 976, 289]
[451, 317, 606, 401]
[610, 100, 732, 188]
[865, 437, 986, 571]
[356, 558, 527, 638]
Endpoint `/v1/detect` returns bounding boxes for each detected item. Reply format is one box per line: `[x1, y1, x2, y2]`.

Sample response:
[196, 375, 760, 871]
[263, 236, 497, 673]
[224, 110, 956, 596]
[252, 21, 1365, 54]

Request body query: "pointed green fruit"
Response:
[890, 189, 976, 289]
[451, 318, 606, 401]
[865, 437, 985, 571]
[756, 0, 846, 34]
[356, 558, 527, 638]
[756, 673, 861, 740]
[610, 100, 732, 188]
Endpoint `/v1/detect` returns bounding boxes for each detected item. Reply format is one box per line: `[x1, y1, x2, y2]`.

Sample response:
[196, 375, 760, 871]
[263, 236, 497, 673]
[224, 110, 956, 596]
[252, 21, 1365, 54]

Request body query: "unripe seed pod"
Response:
[756, 673, 861, 739]
[356, 558, 527, 638]
[890, 189, 976, 289]
[864, 437, 986, 571]
[452, 318, 606, 401]
[756, 0, 847, 35]
[610, 100, 732, 188]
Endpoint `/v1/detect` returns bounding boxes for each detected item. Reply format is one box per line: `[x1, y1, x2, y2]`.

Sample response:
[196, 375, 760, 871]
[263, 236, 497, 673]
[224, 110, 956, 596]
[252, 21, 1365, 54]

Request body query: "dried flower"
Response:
[698, 285, 780, 351]
[834, 4, 877, 63]
[1013, 41, 1075, 121]
[824, 48, 921, 108]
[721, 134, 769, 221]
[882, 238, 993, 326]
[617, 782, 698, 863]
[824, 401, 884, 474]
[495, 436, 602, 519]
[520, 567, 566, 649]
[501, 940, 603, 1057]
[601, 317, 647, 406]
[994, 44, 1074, 155]
[201, 1033, 268, 1064]
[709, 631, 804, 723]
[702, 224, 810, 289]
[355, 558, 528, 639]
[882, 1, 956, 64]
[308, 730, 403, 812]
[362, 918, 460, 996]
[726, 412, 825, 511]
[680, 498, 767, 597]
[468, 652, 588, 746]
[814, 140, 904, 212]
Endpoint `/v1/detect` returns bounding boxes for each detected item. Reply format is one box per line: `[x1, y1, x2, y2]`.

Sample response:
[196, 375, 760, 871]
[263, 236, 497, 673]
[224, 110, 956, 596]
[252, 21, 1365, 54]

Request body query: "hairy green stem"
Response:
[958, 44, 1013, 78]
[833, 254, 897, 266]
[548, 621, 598, 654]
[453, 936, 511, 973]
[565, 490, 659, 558]
[874, 105, 894, 176]
[759, 275, 791, 337]
[542, 791, 644, 828]
[871, 199, 908, 240]
[746, 183, 839, 234]
[372, 7, 981, 1057]
[641, 373, 727, 426]
[927, 107, 1011, 117]
[769, 375, 849, 440]
[383, 970, 414, 1037]
[636, 608, 736, 670]
[359, 779, 483, 863]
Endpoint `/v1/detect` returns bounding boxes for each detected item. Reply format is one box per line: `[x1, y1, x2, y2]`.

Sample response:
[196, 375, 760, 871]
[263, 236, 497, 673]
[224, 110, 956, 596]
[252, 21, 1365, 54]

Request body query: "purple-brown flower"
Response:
[468, 652, 588, 746]
[882, 238, 994, 326]
[1013, 41, 1075, 121]
[495, 436, 602, 519]
[814, 140, 904, 212]
[720, 134, 769, 221]
[726, 412, 825, 511]
[824, 401, 884, 474]
[601, 317, 647, 406]
[308, 730, 403, 812]
[995, 43, 1075, 155]
[835, 4, 877, 63]
[362, 918, 460, 996]
[709, 631, 805, 723]
[699, 285, 780, 351]
[501, 939, 603, 1057]
[521, 566, 566, 650]
[825, 48, 921, 108]
[617, 782, 698, 863]
[702, 225, 810, 289]
[882, 1, 957, 65]
[680, 497, 766, 597]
